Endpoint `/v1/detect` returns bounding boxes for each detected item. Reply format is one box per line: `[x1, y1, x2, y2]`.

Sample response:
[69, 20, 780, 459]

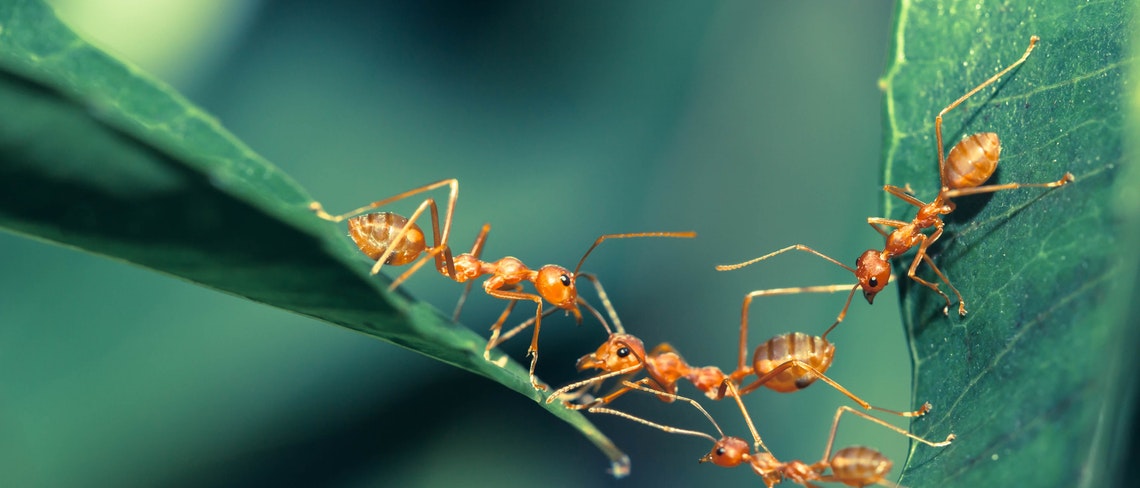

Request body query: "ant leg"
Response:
[452, 281, 476, 322]
[389, 244, 447, 291]
[941, 172, 1074, 199]
[883, 185, 929, 208]
[935, 37, 1039, 188]
[497, 307, 559, 349]
[547, 363, 643, 406]
[867, 217, 908, 239]
[570, 376, 665, 409]
[366, 197, 440, 277]
[586, 380, 723, 445]
[310, 178, 458, 225]
[311, 179, 459, 280]
[820, 406, 955, 465]
[715, 244, 855, 273]
[734, 284, 858, 378]
[734, 360, 931, 418]
[483, 286, 522, 362]
[905, 226, 964, 315]
[919, 252, 967, 316]
[452, 223, 491, 321]
[720, 381, 770, 454]
[486, 287, 548, 390]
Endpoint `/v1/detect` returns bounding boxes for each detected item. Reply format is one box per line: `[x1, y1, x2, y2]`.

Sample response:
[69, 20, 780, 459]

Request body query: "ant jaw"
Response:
[575, 353, 601, 371]
[567, 305, 583, 325]
[863, 289, 878, 305]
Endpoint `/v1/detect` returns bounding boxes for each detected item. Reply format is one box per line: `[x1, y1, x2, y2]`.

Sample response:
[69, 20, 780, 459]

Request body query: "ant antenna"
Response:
[578, 273, 625, 334]
[587, 380, 725, 445]
[573, 232, 697, 277]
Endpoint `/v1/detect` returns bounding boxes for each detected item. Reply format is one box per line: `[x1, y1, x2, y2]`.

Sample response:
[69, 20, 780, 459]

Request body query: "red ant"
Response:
[589, 380, 954, 488]
[309, 180, 695, 389]
[717, 35, 1072, 318]
[548, 285, 929, 418]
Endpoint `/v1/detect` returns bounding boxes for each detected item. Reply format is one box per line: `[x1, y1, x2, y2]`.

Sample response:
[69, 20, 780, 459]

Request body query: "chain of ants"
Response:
[309, 36, 1072, 487]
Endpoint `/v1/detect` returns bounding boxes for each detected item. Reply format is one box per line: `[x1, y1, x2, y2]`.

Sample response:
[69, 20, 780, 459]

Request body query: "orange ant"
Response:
[717, 35, 1073, 318]
[549, 285, 929, 418]
[309, 180, 695, 389]
[589, 380, 954, 488]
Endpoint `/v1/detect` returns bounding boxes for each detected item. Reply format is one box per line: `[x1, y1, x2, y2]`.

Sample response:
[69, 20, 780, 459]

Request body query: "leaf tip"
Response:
[608, 454, 631, 479]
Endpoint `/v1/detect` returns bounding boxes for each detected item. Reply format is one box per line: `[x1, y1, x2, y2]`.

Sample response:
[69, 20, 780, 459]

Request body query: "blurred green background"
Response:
[1, 1, 914, 486]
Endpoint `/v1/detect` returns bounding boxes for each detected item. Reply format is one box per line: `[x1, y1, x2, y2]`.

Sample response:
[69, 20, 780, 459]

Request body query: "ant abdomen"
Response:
[944, 132, 1000, 189]
[828, 446, 892, 486]
[347, 212, 427, 265]
[752, 332, 835, 392]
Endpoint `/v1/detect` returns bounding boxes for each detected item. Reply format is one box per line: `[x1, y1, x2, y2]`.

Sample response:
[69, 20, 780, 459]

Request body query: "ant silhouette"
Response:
[589, 380, 954, 488]
[548, 285, 929, 418]
[310, 179, 695, 389]
[717, 35, 1072, 319]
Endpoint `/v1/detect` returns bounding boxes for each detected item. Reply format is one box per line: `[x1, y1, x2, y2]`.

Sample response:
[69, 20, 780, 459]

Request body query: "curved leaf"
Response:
[880, 1, 1135, 486]
[0, 0, 628, 475]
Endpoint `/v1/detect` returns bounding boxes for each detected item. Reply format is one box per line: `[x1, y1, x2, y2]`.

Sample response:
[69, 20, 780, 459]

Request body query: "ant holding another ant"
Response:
[718, 36, 1073, 320]
[589, 380, 953, 487]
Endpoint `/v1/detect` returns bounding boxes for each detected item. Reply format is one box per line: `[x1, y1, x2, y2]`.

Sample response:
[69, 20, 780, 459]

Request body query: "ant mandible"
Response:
[309, 180, 695, 390]
[588, 380, 954, 488]
[549, 286, 929, 418]
[717, 35, 1073, 318]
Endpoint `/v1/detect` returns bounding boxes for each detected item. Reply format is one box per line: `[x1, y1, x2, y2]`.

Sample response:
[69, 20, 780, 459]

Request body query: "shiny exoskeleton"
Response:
[550, 288, 929, 418]
[717, 35, 1073, 320]
[588, 381, 953, 488]
[311, 179, 694, 390]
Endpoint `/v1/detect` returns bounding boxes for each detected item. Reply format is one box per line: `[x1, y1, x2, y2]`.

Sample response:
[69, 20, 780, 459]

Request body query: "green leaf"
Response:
[880, 1, 1136, 486]
[0, 0, 627, 475]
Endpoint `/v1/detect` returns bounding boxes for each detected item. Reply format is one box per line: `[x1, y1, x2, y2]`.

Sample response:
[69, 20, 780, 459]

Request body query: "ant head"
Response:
[700, 436, 751, 468]
[575, 333, 646, 373]
[536, 265, 580, 317]
[855, 249, 891, 304]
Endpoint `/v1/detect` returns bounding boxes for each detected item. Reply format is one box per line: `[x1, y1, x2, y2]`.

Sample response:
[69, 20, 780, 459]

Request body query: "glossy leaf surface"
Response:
[880, 1, 1135, 486]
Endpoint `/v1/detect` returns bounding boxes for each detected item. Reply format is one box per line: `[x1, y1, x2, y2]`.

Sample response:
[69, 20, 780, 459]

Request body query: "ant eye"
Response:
[716, 447, 726, 456]
[560, 274, 572, 286]
[869, 277, 879, 288]
[617, 347, 630, 357]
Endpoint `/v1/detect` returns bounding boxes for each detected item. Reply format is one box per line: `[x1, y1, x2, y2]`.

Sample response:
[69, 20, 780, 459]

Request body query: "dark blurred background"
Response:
[1, 1, 911, 486]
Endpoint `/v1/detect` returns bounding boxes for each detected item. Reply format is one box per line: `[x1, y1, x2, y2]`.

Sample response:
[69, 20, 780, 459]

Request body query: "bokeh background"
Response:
[1, 1, 915, 486]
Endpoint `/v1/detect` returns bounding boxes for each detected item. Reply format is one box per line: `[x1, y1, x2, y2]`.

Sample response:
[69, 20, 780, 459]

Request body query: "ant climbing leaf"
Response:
[881, 1, 1137, 487]
[0, 0, 627, 478]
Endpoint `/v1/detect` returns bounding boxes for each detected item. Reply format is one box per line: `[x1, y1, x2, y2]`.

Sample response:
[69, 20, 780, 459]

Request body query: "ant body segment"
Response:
[310, 180, 695, 390]
[590, 381, 954, 488]
[549, 286, 929, 418]
[718, 36, 1072, 317]
[310, 178, 460, 287]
